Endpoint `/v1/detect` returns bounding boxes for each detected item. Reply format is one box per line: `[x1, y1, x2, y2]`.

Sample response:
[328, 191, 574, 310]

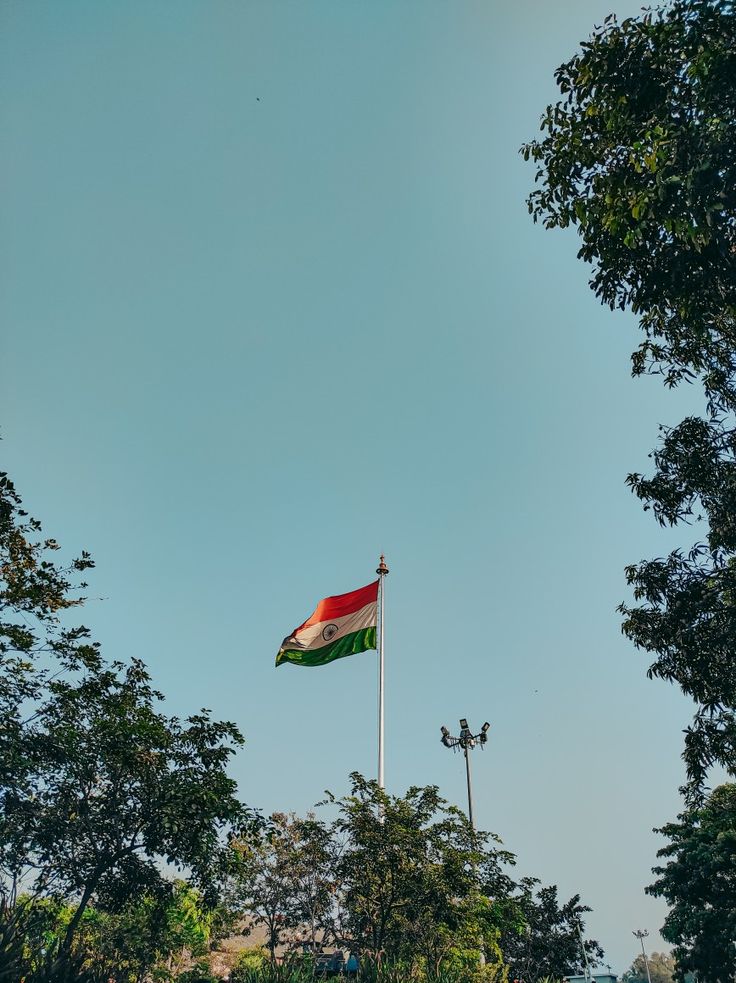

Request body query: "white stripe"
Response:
[283, 600, 377, 652]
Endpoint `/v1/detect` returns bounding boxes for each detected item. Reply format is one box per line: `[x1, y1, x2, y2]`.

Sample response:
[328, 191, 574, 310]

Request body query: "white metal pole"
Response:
[376, 555, 388, 790]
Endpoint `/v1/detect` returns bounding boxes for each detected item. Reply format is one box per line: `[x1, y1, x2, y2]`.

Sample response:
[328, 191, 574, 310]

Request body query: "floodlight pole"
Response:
[439, 717, 490, 969]
[439, 718, 490, 831]
[633, 930, 652, 983]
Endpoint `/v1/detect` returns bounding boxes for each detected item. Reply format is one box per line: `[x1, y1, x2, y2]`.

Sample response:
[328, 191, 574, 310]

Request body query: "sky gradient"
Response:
[0, 0, 716, 970]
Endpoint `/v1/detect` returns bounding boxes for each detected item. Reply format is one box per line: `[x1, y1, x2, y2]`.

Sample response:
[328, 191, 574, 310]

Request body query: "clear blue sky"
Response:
[1, 0, 714, 970]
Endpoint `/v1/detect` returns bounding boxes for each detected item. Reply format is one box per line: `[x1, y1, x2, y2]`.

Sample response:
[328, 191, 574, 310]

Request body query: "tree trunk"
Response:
[268, 921, 277, 965]
[61, 846, 134, 953]
[61, 876, 99, 953]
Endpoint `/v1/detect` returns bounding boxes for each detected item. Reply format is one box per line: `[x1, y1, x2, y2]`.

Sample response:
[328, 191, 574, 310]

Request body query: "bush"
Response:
[176, 964, 220, 983]
[229, 947, 268, 981]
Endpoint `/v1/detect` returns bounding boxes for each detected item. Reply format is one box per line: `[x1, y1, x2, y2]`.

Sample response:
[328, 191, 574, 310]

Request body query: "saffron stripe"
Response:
[295, 580, 379, 632]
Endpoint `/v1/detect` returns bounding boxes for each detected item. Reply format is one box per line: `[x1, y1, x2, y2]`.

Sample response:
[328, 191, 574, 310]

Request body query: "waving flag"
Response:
[276, 580, 378, 668]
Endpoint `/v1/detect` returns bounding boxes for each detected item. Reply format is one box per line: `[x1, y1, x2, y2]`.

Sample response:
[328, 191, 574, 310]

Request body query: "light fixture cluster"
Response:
[440, 718, 490, 752]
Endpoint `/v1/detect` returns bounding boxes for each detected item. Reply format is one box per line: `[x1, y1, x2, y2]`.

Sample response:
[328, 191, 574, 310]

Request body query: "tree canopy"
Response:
[498, 878, 604, 983]
[0, 468, 251, 966]
[329, 774, 522, 971]
[226, 774, 603, 979]
[524, 0, 736, 404]
[523, 0, 736, 794]
[20, 657, 247, 952]
[648, 783, 736, 983]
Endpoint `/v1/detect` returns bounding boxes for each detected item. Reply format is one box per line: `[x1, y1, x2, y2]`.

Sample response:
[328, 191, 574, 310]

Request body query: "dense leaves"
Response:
[226, 775, 603, 979]
[0, 470, 99, 895]
[1, 884, 217, 983]
[498, 878, 603, 982]
[523, 0, 736, 793]
[524, 0, 736, 404]
[330, 774, 521, 971]
[648, 784, 736, 982]
[15, 659, 246, 952]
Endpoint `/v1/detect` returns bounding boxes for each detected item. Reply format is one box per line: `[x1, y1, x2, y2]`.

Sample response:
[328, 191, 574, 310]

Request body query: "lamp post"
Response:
[439, 717, 490, 830]
[440, 717, 490, 968]
[633, 930, 652, 983]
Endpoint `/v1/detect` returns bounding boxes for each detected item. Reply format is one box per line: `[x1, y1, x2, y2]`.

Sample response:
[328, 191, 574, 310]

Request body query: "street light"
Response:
[439, 717, 490, 830]
[633, 930, 652, 983]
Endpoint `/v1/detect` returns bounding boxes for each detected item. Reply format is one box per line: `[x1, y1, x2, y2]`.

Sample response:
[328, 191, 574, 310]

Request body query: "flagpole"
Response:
[376, 554, 389, 790]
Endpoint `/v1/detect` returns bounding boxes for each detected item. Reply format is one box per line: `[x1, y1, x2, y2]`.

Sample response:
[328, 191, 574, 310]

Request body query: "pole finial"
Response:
[376, 554, 389, 576]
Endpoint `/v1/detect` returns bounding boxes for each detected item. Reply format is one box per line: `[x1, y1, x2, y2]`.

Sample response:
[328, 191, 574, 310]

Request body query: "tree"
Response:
[93, 881, 216, 982]
[14, 655, 248, 954]
[522, 0, 736, 793]
[225, 776, 606, 979]
[0, 895, 107, 983]
[283, 813, 335, 953]
[9, 880, 225, 983]
[0, 467, 253, 958]
[330, 773, 520, 973]
[0, 468, 97, 900]
[228, 812, 320, 962]
[5, 882, 214, 983]
[623, 951, 676, 983]
[648, 783, 736, 983]
[498, 877, 603, 982]
[226, 779, 523, 975]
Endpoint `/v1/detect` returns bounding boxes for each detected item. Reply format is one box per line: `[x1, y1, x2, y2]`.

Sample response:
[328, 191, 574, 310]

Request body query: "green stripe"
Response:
[276, 626, 376, 668]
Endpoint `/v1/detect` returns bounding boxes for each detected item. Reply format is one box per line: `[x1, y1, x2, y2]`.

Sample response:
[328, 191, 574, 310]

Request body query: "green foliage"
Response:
[0, 899, 107, 983]
[523, 0, 736, 793]
[226, 774, 602, 978]
[0, 882, 220, 983]
[1, 469, 98, 894]
[0, 901, 31, 980]
[3, 646, 248, 953]
[329, 773, 518, 971]
[1, 461, 604, 977]
[87, 881, 216, 981]
[22, 658, 247, 951]
[225, 963, 314, 983]
[222, 958, 509, 983]
[229, 946, 269, 981]
[0, 467, 254, 969]
[523, 0, 736, 403]
[175, 965, 219, 983]
[648, 783, 736, 982]
[498, 878, 603, 981]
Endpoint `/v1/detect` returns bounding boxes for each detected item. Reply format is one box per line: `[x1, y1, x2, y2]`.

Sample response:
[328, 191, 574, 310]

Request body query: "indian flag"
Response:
[276, 580, 378, 668]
